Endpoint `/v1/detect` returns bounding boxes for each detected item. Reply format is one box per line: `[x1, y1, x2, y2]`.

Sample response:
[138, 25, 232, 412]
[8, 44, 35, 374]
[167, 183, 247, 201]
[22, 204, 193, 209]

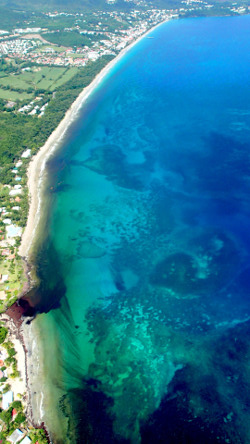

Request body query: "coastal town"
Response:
[0, 0, 248, 69]
[0, 0, 227, 318]
[0, 6, 183, 444]
[0, 146, 48, 442]
[0, 8, 180, 319]
[0, 9, 177, 71]
[0, 0, 250, 442]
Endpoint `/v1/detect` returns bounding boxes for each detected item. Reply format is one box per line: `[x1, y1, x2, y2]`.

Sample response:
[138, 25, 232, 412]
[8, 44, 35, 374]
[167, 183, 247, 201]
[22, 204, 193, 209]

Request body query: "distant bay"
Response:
[31, 15, 250, 444]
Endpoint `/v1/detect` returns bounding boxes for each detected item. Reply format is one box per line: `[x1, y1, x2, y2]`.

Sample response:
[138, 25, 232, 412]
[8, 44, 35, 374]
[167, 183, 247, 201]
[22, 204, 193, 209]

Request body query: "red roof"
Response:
[12, 408, 17, 417]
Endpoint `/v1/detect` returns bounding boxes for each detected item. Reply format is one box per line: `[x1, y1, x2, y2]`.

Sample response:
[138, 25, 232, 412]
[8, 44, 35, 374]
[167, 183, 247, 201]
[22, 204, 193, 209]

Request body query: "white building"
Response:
[7, 429, 24, 444]
[20, 437, 32, 444]
[21, 149, 31, 158]
[2, 390, 13, 410]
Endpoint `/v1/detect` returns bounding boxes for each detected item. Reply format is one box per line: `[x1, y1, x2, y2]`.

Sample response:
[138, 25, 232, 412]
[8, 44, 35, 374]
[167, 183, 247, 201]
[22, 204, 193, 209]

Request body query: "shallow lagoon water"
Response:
[34, 16, 250, 444]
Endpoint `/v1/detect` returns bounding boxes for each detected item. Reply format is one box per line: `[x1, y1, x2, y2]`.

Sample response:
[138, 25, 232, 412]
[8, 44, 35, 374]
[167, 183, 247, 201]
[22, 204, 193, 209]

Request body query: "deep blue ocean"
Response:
[33, 15, 250, 444]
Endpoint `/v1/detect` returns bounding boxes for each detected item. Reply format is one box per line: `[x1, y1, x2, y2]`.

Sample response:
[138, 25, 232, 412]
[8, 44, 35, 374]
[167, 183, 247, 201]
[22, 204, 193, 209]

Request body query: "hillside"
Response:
[0, 0, 188, 14]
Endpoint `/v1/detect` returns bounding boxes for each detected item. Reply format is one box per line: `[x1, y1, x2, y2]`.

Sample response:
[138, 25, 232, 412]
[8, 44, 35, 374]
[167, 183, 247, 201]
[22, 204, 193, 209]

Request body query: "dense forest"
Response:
[42, 30, 101, 48]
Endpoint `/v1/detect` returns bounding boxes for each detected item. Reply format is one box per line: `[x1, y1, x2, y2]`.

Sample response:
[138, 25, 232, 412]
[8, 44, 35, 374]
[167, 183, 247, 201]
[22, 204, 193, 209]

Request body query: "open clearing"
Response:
[0, 66, 78, 94]
[0, 88, 32, 101]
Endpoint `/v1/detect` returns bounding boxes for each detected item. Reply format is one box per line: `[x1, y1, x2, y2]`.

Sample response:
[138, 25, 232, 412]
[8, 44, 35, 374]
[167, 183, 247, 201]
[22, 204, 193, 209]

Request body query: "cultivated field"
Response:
[0, 66, 78, 93]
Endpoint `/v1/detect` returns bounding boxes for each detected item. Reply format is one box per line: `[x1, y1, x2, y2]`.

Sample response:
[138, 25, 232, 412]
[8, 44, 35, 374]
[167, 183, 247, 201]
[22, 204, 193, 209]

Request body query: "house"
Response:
[2, 390, 13, 410]
[20, 437, 31, 444]
[9, 189, 22, 197]
[1, 249, 11, 256]
[21, 149, 31, 158]
[7, 429, 24, 443]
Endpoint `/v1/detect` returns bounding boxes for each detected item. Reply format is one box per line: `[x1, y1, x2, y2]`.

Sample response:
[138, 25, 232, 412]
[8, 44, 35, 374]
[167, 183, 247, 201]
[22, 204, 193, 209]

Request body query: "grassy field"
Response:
[37, 46, 67, 53]
[0, 88, 32, 101]
[0, 66, 79, 94]
[0, 256, 26, 311]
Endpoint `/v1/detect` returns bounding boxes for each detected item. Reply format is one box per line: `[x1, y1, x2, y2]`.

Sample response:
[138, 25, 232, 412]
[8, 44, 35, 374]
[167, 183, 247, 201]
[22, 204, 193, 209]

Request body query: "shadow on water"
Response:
[21, 240, 68, 317]
[140, 320, 250, 444]
[61, 383, 130, 444]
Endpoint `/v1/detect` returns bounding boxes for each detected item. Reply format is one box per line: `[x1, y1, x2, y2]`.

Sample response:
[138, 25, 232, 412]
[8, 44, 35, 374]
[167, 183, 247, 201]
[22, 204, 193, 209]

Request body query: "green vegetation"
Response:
[35, 54, 114, 137]
[29, 428, 49, 444]
[0, 113, 38, 164]
[0, 89, 32, 101]
[0, 329, 49, 443]
[0, 6, 32, 31]
[43, 30, 101, 47]
[0, 54, 114, 311]
[0, 403, 27, 441]
[0, 54, 113, 162]
[11, 400, 22, 410]
[0, 62, 79, 99]
[0, 4, 246, 443]
[0, 326, 8, 343]
[0, 0, 135, 14]
[2, 383, 10, 393]
[0, 254, 27, 313]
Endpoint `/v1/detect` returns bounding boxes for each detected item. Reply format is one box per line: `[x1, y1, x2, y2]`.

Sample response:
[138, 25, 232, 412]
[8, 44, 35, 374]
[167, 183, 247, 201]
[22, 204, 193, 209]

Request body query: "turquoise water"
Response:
[33, 16, 250, 444]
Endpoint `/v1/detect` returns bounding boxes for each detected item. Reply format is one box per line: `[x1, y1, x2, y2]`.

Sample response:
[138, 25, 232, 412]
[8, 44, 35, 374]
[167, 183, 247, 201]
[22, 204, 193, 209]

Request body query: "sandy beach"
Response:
[16, 18, 169, 439]
[0, 313, 27, 405]
[18, 18, 169, 261]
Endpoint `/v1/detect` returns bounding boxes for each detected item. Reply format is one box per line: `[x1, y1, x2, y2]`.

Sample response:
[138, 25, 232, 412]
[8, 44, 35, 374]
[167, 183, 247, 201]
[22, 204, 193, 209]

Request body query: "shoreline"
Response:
[0, 310, 52, 442]
[15, 17, 170, 441]
[18, 17, 169, 261]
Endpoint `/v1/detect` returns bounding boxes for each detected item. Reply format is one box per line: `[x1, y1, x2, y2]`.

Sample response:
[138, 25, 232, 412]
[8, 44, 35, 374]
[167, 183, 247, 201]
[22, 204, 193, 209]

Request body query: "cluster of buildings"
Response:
[0, 0, 248, 65]
[230, 4, 249, 13]
[0, 155, 28, 269]
[0, 39, 40, 57]
[18, 98, 48, 117]
[6, 430, 32, 444]
[0, 9, 174, 67]
[0, 156, 27, 304]
[20, 46, 114, 67]
[0, 344, 33, 444]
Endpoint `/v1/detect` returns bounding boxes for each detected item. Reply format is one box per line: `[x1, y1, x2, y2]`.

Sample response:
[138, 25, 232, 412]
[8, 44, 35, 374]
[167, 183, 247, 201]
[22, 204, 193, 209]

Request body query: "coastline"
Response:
[18, 18, 169, 261]
[15, 17, 170, 441]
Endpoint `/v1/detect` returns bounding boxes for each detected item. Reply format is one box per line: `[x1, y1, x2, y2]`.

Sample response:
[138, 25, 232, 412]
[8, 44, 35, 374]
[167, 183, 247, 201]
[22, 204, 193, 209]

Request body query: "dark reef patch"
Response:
[83, 144, 146, 190]
[150, 252, 199, 296]
[66, 386, 129, 444]
[150, 230, 240, 298]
